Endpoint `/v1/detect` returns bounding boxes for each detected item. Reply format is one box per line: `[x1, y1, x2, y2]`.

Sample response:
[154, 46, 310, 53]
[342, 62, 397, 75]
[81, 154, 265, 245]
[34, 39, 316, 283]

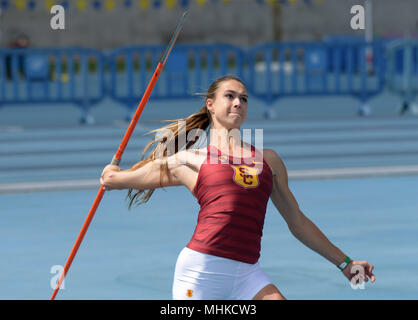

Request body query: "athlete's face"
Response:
[206, 80, 248, 130]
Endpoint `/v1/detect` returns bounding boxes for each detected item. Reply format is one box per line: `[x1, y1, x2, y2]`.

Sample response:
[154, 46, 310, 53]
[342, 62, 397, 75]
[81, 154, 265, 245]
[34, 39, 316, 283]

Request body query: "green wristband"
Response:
[337, 256, 351, 271]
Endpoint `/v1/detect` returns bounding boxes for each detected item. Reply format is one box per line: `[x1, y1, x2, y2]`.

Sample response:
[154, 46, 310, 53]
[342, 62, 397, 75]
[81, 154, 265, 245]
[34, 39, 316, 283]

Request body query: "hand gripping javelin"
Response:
[50, 11, 188, 300]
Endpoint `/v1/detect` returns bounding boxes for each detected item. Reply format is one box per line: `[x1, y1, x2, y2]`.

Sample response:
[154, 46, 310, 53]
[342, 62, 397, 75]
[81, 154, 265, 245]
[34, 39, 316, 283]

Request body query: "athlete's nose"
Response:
[233, 97, 241, 108]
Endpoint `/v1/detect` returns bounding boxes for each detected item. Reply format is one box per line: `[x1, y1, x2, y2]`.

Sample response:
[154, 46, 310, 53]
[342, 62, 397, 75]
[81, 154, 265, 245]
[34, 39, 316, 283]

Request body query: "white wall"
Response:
[0, 0, 417, 49]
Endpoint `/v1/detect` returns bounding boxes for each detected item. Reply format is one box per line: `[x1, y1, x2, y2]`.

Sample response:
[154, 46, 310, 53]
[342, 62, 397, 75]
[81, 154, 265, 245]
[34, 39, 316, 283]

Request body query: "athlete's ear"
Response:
[206, 98, 215, 116]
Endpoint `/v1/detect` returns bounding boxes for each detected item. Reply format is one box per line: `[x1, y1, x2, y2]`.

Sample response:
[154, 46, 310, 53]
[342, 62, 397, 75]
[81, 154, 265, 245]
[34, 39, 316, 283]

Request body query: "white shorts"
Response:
[172, 247, 272, 300]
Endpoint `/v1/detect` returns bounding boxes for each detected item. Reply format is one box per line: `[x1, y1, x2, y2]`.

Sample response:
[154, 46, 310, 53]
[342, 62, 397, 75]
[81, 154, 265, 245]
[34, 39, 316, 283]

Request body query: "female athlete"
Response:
[100, 75, 375, 300]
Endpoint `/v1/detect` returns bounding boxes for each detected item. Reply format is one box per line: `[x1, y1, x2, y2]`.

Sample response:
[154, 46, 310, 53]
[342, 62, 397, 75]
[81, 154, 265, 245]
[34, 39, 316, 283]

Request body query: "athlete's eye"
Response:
[241, 97, 248, 103]
[225, 93, 234, 99]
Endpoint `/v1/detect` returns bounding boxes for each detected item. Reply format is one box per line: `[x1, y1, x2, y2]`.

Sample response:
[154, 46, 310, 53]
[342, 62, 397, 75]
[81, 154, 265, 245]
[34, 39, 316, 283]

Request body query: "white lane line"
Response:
[0, 126, 24, 132]
[1, 164, 418, 193]
[0, 179, 100, 193]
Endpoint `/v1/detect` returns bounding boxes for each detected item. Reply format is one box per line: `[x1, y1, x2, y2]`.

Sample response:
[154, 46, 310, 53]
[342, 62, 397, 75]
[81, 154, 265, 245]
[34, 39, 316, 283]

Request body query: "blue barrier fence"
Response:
[385, 39, 418, 114]
[0, 40, 413, 123]
[247, 41, 386, 117]
[107, 44, 245, 119]
[0, 47, 106, 123]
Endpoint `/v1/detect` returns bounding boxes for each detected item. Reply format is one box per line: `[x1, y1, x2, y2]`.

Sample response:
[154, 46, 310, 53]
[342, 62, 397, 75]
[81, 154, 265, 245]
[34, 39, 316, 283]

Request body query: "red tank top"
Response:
[187, 144, 273, 264]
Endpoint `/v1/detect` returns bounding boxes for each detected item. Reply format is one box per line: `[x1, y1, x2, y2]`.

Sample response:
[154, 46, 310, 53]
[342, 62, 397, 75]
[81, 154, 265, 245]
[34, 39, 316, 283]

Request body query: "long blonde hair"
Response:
[126, 75, 246, 209]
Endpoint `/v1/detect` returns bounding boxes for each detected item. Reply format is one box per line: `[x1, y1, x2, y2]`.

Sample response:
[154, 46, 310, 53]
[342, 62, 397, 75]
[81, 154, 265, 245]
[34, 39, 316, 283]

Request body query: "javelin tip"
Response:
[160, 11, 189, 66]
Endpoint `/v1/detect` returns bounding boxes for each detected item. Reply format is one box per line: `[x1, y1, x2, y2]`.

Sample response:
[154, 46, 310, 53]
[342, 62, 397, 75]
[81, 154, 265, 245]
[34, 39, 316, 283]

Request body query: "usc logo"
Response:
[231, 165, 259, 188]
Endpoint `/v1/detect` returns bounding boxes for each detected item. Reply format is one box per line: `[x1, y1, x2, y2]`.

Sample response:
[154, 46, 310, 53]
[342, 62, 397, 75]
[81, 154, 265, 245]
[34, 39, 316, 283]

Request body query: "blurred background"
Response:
[0, 0, 418, 300]
[1, 0, 418, 126]
[2, 0, 418, 47]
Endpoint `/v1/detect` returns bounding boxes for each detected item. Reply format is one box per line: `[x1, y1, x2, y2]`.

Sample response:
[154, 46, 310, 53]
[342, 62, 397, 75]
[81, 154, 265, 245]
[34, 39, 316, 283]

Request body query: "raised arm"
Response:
[263, 149, 375, 284]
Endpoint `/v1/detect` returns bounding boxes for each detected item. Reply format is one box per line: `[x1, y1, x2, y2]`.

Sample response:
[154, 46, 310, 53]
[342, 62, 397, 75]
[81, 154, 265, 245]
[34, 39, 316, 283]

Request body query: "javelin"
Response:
[50, 11, 188, 300]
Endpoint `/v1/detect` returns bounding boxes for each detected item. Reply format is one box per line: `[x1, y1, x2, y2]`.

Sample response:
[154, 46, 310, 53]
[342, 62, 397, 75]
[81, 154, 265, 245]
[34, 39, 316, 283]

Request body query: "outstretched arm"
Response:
[100, 155, 184, 191]
[264, 149, 375, 284]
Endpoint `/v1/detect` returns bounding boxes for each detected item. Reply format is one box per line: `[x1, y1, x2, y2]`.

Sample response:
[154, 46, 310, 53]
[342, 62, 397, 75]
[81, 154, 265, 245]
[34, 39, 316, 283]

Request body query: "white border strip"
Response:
[1, 165, 418, 194]
[289, 164, 418, 180]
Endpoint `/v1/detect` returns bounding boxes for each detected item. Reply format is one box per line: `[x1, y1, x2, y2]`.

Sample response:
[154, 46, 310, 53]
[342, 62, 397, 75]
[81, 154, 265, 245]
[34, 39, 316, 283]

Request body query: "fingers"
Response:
[365, 263, 375, 283]
[99, 178, 108, 191]
[106, 164, 121, 171]
[350, 261, 375, 284]
[100, 175, 112, 191]
[360, 262, 375, 282]
[101, 164, 120, 176]
[100, 164, 120, 190]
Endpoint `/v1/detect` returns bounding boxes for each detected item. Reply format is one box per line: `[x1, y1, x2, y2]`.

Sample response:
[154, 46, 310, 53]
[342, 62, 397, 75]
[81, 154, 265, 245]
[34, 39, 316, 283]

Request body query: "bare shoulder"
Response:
[169, 147, 207, 172]
[185, 147, 208, 157]
[170, 148, 207, 193]
[262, 149, 287, 178]
[183, 147, 207, 164]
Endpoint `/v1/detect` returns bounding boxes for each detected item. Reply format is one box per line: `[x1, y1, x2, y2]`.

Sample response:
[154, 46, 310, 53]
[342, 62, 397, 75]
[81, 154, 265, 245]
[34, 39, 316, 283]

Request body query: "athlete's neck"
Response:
[209, 127, 250, 158]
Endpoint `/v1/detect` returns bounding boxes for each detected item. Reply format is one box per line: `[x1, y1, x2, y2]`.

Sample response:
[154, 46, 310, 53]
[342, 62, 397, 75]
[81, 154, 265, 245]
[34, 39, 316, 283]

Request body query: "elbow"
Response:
[288, 213, 308, 238]
[289, 223, 304, 240]
[288, 222, 299, 238]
